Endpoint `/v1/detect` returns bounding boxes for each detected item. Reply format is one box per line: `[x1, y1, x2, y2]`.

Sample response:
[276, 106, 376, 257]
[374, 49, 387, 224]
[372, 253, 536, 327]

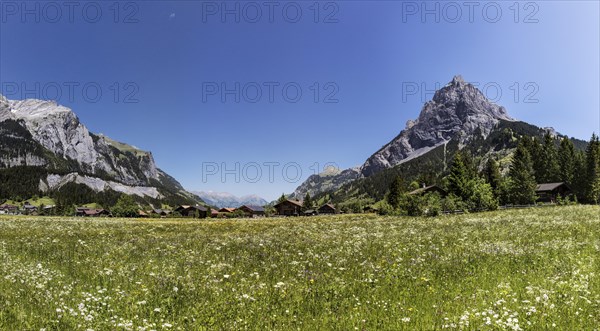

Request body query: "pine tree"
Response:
[484, 158, 502, 194]
[462, 151, 478, 179]
[386, 176, 403, 209]
[508, 139, 537, 204]
[572, 150, 587, 200]
[448, 151, 469, 200]
[277, 193, 287, 204]
[529, 136, 543, 181]
[558, 137, 576, 184]
[538, 132, 560, 182]
[584, 133, 600, 204]
[303, 192, 313, 211]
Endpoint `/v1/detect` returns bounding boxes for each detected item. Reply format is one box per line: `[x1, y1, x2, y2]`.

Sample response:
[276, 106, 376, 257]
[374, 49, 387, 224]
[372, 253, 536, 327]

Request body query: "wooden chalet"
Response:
[22, 202, 38, 215]
[210, 209, 219, 218]
[174, 205, 208, 218]
[75, 207, 110, 217]
[273, 199, 303, 216]
[138, 210, 149, 218]
[238, 205, 265, 217]
[408, 185, 447, 197]
[318, 203, 337, 215]
[535, 182, 573, 203]
[218, 208, 236, 213]
[0, 204, 18, 215]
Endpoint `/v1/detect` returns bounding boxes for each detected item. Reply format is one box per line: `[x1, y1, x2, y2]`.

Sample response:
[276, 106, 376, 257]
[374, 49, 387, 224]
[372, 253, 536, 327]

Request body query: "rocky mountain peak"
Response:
[432, 75, 495, 112]
[360, 75, 513, 176]
[1, 93, 200, 203]
[9, 98, 71, 118]
[0, 95, 12, 122]
[451, 74, 465, 85]
[291, 75, 519, 197]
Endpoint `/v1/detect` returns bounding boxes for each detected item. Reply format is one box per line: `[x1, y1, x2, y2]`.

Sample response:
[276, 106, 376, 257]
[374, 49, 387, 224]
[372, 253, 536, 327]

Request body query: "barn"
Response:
[238, 205, 265, 217]
[273, 199, 303, 216]
[535, 182, 573, 203]
[318, 203, 337, 214]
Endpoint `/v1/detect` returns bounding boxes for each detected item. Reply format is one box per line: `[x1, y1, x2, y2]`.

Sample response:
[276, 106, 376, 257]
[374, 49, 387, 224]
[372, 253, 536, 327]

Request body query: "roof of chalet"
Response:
[175, 205, 208, 212]
[0, 204, 18, 209]
[239, 205, 265, 212]
[536, 182, 571, 192]
[84, 209, 107, 215]
[274, 199, 303, 207]
[408, 185, 447, 195]
[219, 208, 236, 213]
[319, 203, 336, 210]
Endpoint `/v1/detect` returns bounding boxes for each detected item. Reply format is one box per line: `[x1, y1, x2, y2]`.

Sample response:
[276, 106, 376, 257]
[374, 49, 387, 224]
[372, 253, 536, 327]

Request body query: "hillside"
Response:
[322, 120, 587, 205]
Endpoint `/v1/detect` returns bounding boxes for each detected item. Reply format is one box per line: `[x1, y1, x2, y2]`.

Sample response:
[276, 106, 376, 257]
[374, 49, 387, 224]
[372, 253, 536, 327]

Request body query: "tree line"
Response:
[384, 133, 600, 216]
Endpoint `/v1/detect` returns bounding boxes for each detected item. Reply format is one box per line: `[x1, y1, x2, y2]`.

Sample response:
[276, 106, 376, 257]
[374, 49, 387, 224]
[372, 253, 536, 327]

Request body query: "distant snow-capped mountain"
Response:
[194, 191, 268, 208]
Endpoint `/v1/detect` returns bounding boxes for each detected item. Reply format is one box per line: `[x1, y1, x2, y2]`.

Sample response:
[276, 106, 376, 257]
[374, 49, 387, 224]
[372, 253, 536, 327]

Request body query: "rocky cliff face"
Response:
[292, 75, 515, 198]
[291, 167, 360, 199]
[0, 94, 198, 201]
[361, 75, 512, 176]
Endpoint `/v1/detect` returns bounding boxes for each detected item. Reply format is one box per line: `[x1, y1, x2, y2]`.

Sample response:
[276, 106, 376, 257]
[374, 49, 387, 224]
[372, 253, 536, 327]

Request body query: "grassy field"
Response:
[0, 206, 598, 330]
[2, 196, 55, 208]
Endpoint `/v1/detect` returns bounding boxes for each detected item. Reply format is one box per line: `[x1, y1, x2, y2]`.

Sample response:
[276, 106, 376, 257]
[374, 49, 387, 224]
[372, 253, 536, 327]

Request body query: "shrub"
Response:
[399, 193, 422, 216]
[111, 195, 139, 218]
[442, 193, 468, 213]
[423, 193, 442, 217]
[399, 192, 441, 217]
[465, 178, 498, 212]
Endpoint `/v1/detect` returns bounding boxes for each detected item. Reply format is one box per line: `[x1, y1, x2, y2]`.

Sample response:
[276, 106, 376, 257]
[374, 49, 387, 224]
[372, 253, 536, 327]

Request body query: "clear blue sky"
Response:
[1, 1, 599, 200]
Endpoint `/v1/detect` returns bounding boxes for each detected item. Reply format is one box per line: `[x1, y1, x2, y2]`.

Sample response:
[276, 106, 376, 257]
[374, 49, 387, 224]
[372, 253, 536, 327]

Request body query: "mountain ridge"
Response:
[194, 191, 268, 208]
[0, 94, 201, 206]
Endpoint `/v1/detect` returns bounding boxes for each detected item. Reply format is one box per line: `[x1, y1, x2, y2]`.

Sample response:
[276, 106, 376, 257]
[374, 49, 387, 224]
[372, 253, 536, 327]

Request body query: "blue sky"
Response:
[1, 1, 599, 200]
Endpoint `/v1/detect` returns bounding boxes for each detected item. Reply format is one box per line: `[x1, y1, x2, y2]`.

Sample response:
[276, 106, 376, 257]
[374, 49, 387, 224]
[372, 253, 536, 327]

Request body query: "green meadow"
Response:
[1, 205, 598, 330]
